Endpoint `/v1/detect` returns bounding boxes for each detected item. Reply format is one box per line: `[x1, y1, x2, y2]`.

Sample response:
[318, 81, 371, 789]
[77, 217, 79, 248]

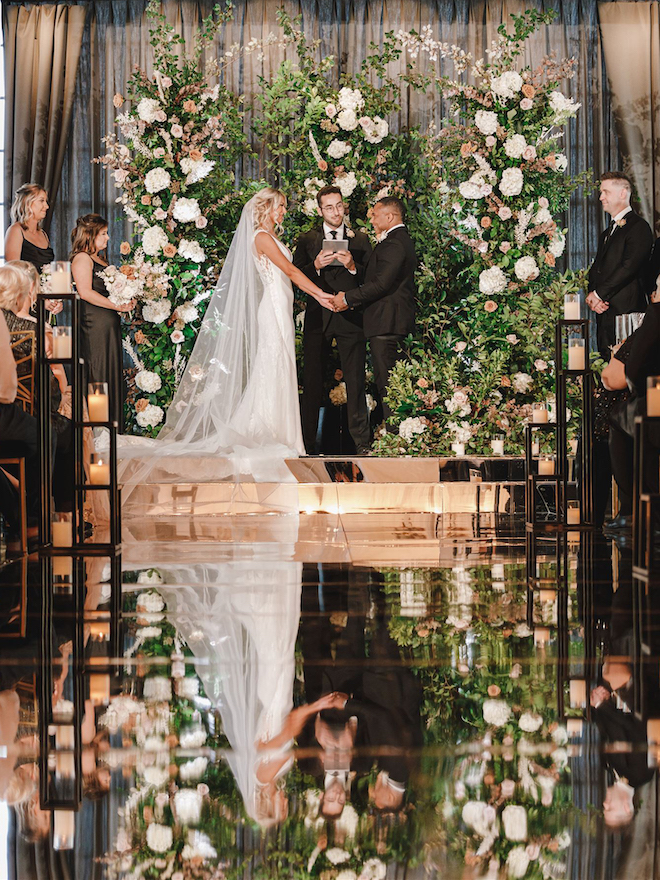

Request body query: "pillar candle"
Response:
[52, 330, 72, 359]
[50, 269, 71, 294]
[87, 393, 109, 422]
[53, 811, 75, 850]
[89, 674, 110, 706]
[538, 458, 555, 475]
[534, 627, 550, 646]
[532, 406, 548, 424]
[451, 442, 465, 456]
[52, 520, 72, 547]
[568, 342, 586, 370]
[569, 679, 587, 708]
[567, 505, 580, 525]
[564, 296, 580, 320]
[89, 460, 110, 485]
[490, 439, 504, 455]
[647, 382, 660, 417]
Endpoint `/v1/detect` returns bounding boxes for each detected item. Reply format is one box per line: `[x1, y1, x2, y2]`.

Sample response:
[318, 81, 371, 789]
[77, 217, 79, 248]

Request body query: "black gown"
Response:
[79, 260, 124, 430]
[19, 229, 54, 273]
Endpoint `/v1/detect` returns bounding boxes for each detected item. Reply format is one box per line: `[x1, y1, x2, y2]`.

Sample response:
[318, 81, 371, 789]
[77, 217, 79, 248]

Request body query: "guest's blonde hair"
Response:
[252, 187, 286, 232]
[10, 183, 48, 228]
[0, 261, 32, 311]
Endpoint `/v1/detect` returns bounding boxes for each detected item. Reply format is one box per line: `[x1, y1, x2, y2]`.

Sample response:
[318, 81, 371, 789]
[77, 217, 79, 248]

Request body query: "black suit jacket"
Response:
[293, 226, 372, 334]
[588, 211, 653, 312]
[344, 226, 417, 338]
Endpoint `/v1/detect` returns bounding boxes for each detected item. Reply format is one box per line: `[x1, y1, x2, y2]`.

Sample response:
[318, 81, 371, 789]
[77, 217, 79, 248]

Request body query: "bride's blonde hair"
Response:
[252, 187, 286, 232]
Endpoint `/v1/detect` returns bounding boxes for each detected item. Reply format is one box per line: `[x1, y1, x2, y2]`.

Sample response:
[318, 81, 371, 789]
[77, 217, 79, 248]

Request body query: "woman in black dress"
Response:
[4, 184, 54, 271]
[70, 214, 134, 430]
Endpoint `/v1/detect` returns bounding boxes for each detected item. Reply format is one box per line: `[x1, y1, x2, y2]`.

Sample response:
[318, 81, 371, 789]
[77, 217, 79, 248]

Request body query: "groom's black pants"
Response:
[370, 334, 404, 431]
[302, 323, 370, 453]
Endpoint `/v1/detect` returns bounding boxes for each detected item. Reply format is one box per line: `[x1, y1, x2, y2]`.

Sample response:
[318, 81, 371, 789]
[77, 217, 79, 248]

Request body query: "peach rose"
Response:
[120, 265, 136, 278]
[460, 141, 474, 158]
[480, 216, 492, 229]
[183, 99, 197, 113]
[417, 378, 429, 388]
[501, 375, 512, 387]
[135, 398, 149, 412]
[487, 684, 501, 697]
[134, 330, 147, 345]
[318, 159, 328, 171]
[120, 241, 131, 256]
[141, 194, 152, 206]
[546, 153, 556, 168]
[545, 252, 556, 267]
[113, 93, 124, 108]
[189, 149, 203, 161]
[522, 84, 535, 99]
[163, 244, 177, 258]
[484, 300, 498, 313]
[195, 216, 208, 229]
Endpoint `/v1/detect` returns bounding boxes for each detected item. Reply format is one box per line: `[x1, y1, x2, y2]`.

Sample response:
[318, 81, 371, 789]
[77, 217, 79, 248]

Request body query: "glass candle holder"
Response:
[88, 383, 109, 422]
[567, 500, 580, 525]
[647, 376, 660, 417]
[531, 439, 540, 456]
[52, 512, 72, 547]
[52, 326, 72, 359]
[567, 336, 586, 370]
[532, 403, 548, 424]
[569, 679, 587, 708]
[451, 441, 465, 456]
[563, 293, 580, 320]
[49, 261, 71, 294]
[568, 438, 578, 455]
[89, 453, 110, 485]
[490, 435, 505, 455]
[538, 455, 555, 475]
[53, 810, 75, 850]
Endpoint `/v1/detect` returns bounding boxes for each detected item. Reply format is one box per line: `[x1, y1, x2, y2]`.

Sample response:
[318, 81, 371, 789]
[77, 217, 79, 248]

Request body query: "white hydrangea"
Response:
[474, 110, 499, 135]
[179, 727, 207, 749]
[502, 804, 527, 841]
[506, 846, 530, 878]
[499, 167, 524, 197]
[399, 417, 427, 441]
[549, 233, 566, 257]
[518, 712, 543, 732]
[178, 239, 206, 263]
[326, 848, 351, 865]
[512, 372, 533, 393]
[143, 676, 171, 701]
[136, 403, 164, 429]
[337, 108, 359, 131]
[549, 91, 581, 123]
[479, 265, 507, 295]
[335, 172, 358, 197]
[137, 98, 162, 123]
[179, 157, 215, 185]
[146, 823, 173, 852]
[303, 198, 318, 216]
[361, 116, 389, 144]
[174, 302, 199, 324]
[142, 300, 172, 324]
[181, 830, 217, 861]
[462, 801, 497, 837]
[555, 830, 571, 850]
[327, 139, 352, 159]
[504, 134, 527, 159]
[143, 766, 169, 788]
[514, 256, 540, 282]
[180, 757, 208, 781]
[483, 698, 512, 727]
[175, 677, 200, 699]
[358, 859, 387, 880]
[142, 225, 169, 256]
[337, 87, 364, 112]
[137, 570, 163, 586]
[144, 168, 172, 194]
[174, 789, 203, 826]
[490, 70, 523, 101]
[135, 370, 162, 393]
[459, 180, 485, 200]
[173, 197, 202, 223]
[554, 152, 568, 171]
[552, 725, 569, 745]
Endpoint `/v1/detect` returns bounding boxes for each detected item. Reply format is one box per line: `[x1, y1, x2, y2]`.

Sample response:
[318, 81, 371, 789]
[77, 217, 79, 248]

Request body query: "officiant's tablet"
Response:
[323, 238, 348, 267]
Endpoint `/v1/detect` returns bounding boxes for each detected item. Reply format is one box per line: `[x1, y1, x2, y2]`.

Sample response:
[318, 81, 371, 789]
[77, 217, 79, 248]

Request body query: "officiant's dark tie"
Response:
[329, 230, 337, 240]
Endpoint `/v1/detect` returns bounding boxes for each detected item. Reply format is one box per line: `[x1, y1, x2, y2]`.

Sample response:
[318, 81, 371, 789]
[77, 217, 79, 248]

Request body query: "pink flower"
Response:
[538, 197, 549, 209]
[498, 206, 512, 221]
[501, 780, 516, 798]
[155, 110, 167, 123]
[113, 93, 124, 108]
[417, 378, 429, 388]
[113, 169, 129, 184]
[171, 330, 185, 344]
[153, 148, 166, 158]
[454, 341, 467, 352]
[523, 145, 537, 161]
[195, 216, 208, 229]
[171, 124, 184, 138]
[520, 98, 534, 110]
[477, 241, 488, 254]
[500, 241, 512, 253]
[161, 76, 172, 88]
[153, 208, 167, 221]
[485, 135, 497, 147]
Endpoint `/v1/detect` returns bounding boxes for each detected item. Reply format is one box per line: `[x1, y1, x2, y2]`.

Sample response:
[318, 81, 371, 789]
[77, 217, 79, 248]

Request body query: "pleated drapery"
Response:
[3, 3, 87, 232]
[3, 0, 622, 268]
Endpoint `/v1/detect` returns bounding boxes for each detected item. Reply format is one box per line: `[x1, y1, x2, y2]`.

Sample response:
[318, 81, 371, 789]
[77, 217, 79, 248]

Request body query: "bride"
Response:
[121, 188, 335, 480]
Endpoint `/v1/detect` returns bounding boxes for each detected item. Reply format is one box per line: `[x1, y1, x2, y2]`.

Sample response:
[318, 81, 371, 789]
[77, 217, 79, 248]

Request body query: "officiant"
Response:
[293, 186, 373, 455]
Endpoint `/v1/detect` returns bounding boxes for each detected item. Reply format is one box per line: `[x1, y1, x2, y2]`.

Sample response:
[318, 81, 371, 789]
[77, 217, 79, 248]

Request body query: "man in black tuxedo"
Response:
[332, 196, 417, 429]
[293, 186, 372, 454]
[587, 171, 653, 359]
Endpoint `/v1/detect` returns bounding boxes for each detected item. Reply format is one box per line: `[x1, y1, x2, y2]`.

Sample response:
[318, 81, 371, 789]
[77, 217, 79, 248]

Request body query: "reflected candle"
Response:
[569, 679, 587, 708]
[491, 437, 504, 455]
[647, 377, 660, 417]
[53, 811, 75, 850]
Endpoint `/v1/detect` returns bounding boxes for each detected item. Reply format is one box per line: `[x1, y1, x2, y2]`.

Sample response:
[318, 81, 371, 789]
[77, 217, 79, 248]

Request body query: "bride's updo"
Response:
[252, 187, 286, 231]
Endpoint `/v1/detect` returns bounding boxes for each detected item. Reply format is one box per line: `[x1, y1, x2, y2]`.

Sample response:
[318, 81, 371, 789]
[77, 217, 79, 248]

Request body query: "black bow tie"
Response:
[329, 230, 338, 240]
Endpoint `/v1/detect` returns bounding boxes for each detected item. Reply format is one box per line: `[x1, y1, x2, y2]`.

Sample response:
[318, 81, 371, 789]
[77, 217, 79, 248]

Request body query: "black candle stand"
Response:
[524, 422, 562, 528]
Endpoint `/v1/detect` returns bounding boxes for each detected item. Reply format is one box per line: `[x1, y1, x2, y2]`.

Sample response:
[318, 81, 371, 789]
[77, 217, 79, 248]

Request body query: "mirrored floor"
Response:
[0, 513, 658, 879]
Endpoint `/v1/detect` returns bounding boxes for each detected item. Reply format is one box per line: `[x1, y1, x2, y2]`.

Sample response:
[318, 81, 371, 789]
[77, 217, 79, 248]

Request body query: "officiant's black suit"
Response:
[344, 226, 417, 426]
[588, 211, 653, 359]
[294, 227, 372, 452]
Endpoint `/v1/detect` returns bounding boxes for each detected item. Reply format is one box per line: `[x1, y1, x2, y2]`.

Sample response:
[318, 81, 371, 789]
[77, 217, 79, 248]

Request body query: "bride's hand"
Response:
[315, 292, 337, 311]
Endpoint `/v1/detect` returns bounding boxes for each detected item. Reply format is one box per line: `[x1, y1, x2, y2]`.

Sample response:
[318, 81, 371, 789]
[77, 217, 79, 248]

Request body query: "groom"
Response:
[293, 186, 373, 454]
[332, 196, 417, 430]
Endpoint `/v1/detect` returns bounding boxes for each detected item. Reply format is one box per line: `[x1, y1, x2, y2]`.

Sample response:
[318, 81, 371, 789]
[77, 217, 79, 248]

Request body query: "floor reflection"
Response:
[0, 516, 659, 878]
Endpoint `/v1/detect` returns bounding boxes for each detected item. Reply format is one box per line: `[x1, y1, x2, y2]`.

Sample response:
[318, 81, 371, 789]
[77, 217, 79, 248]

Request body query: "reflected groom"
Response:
[293, 186, 372, 454]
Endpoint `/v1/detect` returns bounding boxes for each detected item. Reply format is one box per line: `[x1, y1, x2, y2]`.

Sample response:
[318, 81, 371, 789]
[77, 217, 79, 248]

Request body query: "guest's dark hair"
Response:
[70, 214, 108, 259]
[316, 186, 343, 207]
[601, 171, 632, 192]
[376, 196, 405, 220]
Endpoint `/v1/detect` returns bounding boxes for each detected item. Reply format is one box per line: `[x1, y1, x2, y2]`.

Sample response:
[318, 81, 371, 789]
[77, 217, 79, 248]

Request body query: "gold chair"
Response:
[9, 329, 36, 415]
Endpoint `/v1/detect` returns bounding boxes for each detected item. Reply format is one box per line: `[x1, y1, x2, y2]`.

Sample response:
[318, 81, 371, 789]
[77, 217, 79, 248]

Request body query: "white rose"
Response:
[137, 98, 162, 123]
[326, 848, 351, 865]
[136, 403, 164, 429]
[179, 157, 215, 185]
[512, 372, 533, 393]
[337, 87, 364, 111]
[143, 766, 169, 787]
[504, 134, 527, 159]
[534, 207, 553, 224]
[179, 727, 207, 749]
[178, 239, 206, 263]
[143, 676, 171, 701]
[142, 225, 169, 256]
[459, 180, 485, 200]
[142, 300, 172, 324]
[518, 712, 543, 732]
[303, 198, 318, 217]
[534, 359, 548, 372]
[172, 197, 202, 223]
[334, 171, 358, 197]
[499, 167, 524, 197]
[325, 103, 337, 118]
[358, 858, 387, 880]
[174, 303, 199, 324]
[483, 698, 512, 727]
[176, 677, 200, 699]
[491, 70, 523, 101]
[474, 110, 499, 135]
[514, 256, 540, 282]
[361, 116, 389, 144]
[506, 846, 530, 878]
[146, 823, 172, 852]
[549, 234, 566, 257]
[506, 334, 519, 344]
[398, 417, 427, 441]
[135, 370, 162, 393]
[502, 804, 527, 841]
[171, 329, 185, 344]
[337, 108, 358, 131]
[174, 789, 203, 826]
[479, 266, 507, 295]
[327, 139, 352, 159]
[180, 757, 208, 781]
[552, 725, 568, 745]
[144, 168, 171, 194]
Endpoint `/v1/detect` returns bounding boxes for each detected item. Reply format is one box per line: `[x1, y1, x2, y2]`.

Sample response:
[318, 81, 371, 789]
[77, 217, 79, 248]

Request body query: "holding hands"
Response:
[586, 291, 609, 313]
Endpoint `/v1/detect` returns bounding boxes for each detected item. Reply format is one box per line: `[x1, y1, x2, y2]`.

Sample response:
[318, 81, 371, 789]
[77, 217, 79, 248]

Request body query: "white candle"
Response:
[567, 718, 583, 736]
[647, 379, 660, 416]
[648, 719, 660, 744]
[451, 442, 465, 456]
[52, 520, 72, 547]
[531, 440, 540, 456]
[89, 460, 110, 485]
[53, 811, 75, 850]
[52, 330, 72, 359]
[534, 627, 550, 646]
[50, 269, 71, 294]
[491, 439, 504, 455]
[89, 674, 110, 706]
[491, 563, 504, 580]
[569, 679, 587, 708]
[90, 621, 110, 640]
[539, 589, 555, 604]
[55, 725, 75, 779]
[538, 458, 555, 475]
[564, 296, 581, 320]
[532, 406, 548, 424]
[567, 505, 580, 525]
[568, 341, 586, 370]
[88, 393, 109, 422]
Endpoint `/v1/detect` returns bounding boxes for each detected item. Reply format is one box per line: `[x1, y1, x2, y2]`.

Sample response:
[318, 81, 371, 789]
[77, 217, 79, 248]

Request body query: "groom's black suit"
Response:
[588, 210, 652, 359]
[344, 225, 417, 426]
[294, 226, 372, 452]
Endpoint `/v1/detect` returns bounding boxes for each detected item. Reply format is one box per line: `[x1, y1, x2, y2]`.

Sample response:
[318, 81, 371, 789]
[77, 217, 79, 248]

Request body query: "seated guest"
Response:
[602, 301, 660, 532]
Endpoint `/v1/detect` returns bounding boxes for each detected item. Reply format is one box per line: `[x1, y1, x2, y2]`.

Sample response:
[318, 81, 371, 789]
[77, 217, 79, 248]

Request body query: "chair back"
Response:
[9, 329, 35, 415]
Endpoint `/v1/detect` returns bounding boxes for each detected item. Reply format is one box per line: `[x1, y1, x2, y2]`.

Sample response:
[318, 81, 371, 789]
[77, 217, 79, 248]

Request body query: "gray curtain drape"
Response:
[3, 3, 87, 234]
[3, 0, 623, 270]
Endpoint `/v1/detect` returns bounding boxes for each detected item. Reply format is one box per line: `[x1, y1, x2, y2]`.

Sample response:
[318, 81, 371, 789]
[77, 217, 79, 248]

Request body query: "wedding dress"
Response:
[118, 195, 305, 490]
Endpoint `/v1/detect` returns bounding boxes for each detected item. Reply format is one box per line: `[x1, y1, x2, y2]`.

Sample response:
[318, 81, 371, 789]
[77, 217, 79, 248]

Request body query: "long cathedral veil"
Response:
[118, 194, 299, 493]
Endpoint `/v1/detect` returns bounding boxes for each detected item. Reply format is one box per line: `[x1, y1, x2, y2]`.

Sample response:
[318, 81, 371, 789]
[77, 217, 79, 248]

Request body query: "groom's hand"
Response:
[332, 293, 349, 312]
[314, 249, 337, 271]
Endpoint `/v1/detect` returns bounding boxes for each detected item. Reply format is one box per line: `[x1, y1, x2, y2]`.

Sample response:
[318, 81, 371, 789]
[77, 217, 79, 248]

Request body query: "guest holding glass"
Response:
[70, 214, 134, 430]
